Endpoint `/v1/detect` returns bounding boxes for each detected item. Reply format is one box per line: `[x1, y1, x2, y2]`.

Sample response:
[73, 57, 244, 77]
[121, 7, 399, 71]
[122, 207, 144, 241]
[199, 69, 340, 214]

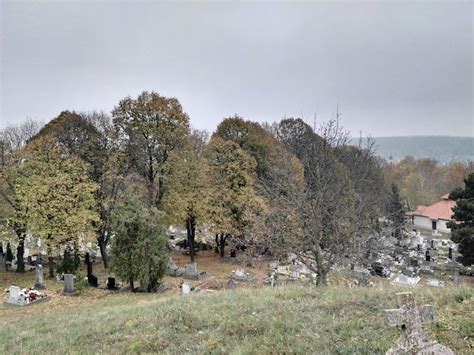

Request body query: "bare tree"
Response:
[262, 117, 356, 285]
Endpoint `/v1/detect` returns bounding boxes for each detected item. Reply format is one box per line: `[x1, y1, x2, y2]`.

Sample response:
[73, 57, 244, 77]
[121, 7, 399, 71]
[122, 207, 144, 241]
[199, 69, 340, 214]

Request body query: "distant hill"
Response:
[353, 136, 474, 163]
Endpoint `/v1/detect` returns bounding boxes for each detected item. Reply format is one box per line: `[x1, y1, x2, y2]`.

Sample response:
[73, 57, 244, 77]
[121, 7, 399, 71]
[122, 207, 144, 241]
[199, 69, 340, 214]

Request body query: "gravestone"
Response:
[430, 239, 434, 249]
[352, 266, 370, 286]
[5, 286, 23, 305]
[183, 262, 208, 280]
[84, 253, 98, 287]
[417, 244, 421, 252]
[426, 279, 444, 288]
[63, 274, 77, 296]
[181, 282, 191, 294]
[384, 292, 453, 354]
[453, 268, 459, 286]
[392, 274, 420, 287]
[232, 268, 257, 283]
[34, 264, 45, 289]
[448, 247, 452, 260]
[168, 259, 184, 277]
[184, 262, 198, 277]
[0, 252, 5, 272]
[425, 250, 431, 262]
[107, 277, 117, 290]
[226, 278, 236, 289]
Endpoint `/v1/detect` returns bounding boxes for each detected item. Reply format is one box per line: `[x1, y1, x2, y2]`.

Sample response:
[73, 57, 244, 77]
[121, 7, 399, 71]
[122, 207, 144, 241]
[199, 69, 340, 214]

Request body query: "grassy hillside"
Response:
[1, 285, 472, 353]
[354, 136, 474, 163]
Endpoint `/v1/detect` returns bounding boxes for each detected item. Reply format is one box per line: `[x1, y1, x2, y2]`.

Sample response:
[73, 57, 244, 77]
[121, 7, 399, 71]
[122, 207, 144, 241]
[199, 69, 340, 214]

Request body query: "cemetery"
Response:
[0, 2, 472, 351]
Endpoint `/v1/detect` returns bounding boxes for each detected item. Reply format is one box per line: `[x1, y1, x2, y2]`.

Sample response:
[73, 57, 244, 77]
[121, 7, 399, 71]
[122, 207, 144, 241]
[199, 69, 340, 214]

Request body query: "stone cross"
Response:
[384, 292, 453, 354]
[63, 274, 76, 295]
[34, 264, 45, 289]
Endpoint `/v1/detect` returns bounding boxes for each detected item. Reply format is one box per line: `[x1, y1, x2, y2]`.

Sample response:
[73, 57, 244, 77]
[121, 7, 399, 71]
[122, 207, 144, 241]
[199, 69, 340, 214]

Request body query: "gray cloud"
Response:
[1, 0, 472, 136]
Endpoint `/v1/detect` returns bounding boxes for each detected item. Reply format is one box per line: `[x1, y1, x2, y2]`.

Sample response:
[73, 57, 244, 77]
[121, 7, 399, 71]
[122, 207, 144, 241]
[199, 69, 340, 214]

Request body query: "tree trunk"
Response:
[48, 256, 55, 278]
[186, 215, 196, 262]
[219, 234, 227, 257]
[130, 278, 135, 292]
[98, 237, 108, 269]
[312, 241, 328, 287]
[16, 237, 25, 273]
[316, 269, 328, 286]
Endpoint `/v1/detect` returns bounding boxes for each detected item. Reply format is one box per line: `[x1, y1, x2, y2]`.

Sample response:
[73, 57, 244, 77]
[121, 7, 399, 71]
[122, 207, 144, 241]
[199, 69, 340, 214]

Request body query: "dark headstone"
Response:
[431, 239, 434, 249]
[84, 252, 93, 277]
[417, 244, 421, 252]
[425, 250, 431, 262]
[410, 259, 419, 267]
[448, 247, 452, 260]
[107, 277, 116, 290]
[88, 274, 98, 287]
[230, 249, 237, 258]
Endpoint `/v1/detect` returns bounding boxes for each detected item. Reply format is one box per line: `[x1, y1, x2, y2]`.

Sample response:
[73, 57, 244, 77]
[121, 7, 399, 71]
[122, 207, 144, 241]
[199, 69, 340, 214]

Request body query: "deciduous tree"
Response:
[15, 136, 99, 277]
[112, 91, 190, 207]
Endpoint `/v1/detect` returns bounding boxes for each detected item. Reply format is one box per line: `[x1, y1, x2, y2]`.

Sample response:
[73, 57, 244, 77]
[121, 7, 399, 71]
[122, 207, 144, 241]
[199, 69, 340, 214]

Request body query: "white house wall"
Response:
[413, 215, 451, 233]
[413, 216, 433, 230]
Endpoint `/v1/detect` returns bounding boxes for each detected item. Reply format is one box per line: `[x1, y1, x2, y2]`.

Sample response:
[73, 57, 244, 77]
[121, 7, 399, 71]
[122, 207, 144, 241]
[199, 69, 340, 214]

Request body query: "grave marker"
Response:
[63, 274, 77, 296]
[384, 292, 453, 354]
[34, 264, 45, 289]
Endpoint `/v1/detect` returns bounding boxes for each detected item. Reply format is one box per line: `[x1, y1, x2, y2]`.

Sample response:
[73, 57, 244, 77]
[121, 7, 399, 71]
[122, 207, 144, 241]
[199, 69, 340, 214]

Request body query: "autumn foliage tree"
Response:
[163, 130, 210, 262]
[15, 136, 99, 277]
[112, 91, 190, 207]
[207, 136, 264, 257]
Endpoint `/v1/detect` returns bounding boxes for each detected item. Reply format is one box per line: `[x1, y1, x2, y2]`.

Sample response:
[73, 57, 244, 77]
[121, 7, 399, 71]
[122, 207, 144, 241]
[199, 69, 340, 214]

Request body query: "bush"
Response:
[56, 248, 80, 275]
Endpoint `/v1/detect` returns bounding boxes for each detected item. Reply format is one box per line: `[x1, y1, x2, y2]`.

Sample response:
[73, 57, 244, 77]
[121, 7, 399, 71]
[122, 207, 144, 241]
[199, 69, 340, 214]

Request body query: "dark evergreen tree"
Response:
[387, 183, 406, 238]
[110, 183, 168, 292]
[57, 247, 81, 275]
[448, 173, 474, 266]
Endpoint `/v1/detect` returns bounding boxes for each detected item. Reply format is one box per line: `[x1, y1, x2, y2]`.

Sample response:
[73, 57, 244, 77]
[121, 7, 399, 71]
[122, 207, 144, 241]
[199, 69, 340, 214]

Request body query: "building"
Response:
[406, 194, 456, 233]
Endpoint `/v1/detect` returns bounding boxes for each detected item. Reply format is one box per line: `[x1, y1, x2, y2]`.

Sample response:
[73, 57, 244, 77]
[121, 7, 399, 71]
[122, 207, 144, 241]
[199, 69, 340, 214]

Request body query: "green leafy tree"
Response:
[1, 120, 42, 272]
[110, 183, 169, 292]
[207, 136, 265, 257]
[32, 111, 124, 268]
[448, 173, 474, 266]
[163, 130, 210, 262]
[16, 136, 99, 277]
[112, 91, 190, 207]
[213, 116, 280, 181]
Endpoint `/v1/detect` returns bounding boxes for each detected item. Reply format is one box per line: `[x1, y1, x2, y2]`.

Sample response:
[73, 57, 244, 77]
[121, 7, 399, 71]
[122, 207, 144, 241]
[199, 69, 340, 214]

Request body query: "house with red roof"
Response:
[406, 194, 456, 233]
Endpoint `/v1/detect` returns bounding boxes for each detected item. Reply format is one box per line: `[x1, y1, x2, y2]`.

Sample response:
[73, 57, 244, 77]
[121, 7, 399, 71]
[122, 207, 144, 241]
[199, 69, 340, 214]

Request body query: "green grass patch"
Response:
[0, 286, 472, 353]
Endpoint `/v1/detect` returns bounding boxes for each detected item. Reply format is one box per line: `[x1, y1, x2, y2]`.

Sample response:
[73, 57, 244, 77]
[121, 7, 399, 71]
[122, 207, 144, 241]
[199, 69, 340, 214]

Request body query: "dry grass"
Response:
[0, 252, 472, 354]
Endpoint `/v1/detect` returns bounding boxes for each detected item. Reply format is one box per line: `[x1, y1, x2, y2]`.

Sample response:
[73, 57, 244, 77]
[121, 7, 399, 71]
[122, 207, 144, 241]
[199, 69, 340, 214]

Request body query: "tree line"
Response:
[0, 91, 470, 289]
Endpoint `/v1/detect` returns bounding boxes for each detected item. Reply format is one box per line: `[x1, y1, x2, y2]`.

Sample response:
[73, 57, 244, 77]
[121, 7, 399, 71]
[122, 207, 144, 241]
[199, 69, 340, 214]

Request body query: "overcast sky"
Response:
[1, 0, 472, 137]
